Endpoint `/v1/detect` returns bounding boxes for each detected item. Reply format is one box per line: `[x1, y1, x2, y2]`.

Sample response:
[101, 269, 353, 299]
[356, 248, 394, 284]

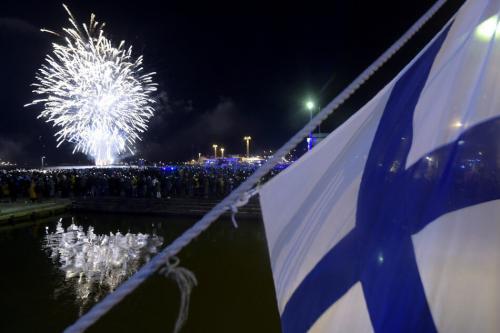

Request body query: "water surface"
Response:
[0, 213, 281, 332]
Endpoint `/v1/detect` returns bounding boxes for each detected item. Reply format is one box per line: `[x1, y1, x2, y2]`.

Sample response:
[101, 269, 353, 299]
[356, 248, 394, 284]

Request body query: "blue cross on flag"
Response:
[259, 0, 500, 332]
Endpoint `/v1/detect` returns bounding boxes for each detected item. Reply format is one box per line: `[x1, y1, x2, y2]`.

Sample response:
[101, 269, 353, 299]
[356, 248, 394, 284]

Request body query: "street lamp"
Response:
[220, 147, 225, 159]
[306, 100, 315, 120]
[243, 136, 252, 158]
[41, 156, 46, 169]
[305, 100, 315, 151]
[212, 144, 218, 158]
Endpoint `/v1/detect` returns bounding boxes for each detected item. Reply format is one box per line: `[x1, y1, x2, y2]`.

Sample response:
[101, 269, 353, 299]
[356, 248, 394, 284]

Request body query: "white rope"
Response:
[158, 256, 198, 333]
[64, 1, 449, 332]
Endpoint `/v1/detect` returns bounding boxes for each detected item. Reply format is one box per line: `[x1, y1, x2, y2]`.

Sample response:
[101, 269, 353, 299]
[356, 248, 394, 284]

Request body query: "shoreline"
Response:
[0, 196, 261, 226]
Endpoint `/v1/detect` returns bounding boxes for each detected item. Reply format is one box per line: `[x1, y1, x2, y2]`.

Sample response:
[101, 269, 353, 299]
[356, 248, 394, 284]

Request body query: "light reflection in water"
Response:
[43, 219, 163, 313]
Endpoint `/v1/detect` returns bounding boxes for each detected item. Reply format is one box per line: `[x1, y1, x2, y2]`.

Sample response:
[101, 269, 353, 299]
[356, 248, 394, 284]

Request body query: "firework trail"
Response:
[26, 4, 157, 165]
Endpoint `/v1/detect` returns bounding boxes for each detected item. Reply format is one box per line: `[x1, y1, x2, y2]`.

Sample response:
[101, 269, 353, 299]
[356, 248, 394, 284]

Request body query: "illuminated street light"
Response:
[243, 136, 252, 158]
[305, 100, 315, 151]
[306, 100, 315, 112]
[220, 147, 225, 158]
[212, 144, 218, 158]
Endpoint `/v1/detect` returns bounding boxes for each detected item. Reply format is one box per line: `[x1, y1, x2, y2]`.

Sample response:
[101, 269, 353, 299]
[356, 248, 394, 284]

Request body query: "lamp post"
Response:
[305, 100, 315, 151]
[212, 144, 218, 158]
[220, 147, 225, 159]
[41, 156, 46, 169]
[243, 136, 251, 158]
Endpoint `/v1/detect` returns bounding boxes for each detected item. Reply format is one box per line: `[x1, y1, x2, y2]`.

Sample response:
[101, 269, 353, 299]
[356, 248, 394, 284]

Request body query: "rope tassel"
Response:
[159, 257, 198, 333]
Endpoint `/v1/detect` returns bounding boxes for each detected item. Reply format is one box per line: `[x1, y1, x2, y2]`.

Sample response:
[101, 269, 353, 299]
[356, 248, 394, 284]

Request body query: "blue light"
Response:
[377, 253, 384, 265]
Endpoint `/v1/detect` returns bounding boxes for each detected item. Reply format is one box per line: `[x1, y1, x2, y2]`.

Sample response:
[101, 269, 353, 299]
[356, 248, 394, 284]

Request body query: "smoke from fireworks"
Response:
[26, 5, 157, 165]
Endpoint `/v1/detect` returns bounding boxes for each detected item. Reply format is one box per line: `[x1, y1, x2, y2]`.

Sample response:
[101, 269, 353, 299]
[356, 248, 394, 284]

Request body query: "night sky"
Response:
[0, 0, 464, 166]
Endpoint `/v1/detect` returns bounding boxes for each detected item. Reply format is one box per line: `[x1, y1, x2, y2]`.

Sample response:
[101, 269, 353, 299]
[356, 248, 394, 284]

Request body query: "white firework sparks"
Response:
[26, 5, 157, 165]
[43, 219, 163, 312]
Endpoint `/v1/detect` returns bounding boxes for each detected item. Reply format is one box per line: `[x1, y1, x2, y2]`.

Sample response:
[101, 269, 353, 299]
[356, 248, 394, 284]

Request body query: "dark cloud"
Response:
[191, 98, 238, 137]
[0, 18, 40, 35]
[139, 96, 246, 161]
[0, 0, 465, 166]
[0, 137, 25, 161]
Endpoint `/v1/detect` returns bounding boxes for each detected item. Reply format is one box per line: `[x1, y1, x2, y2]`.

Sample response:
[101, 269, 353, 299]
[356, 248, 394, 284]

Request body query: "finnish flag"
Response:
[259, 0, 500, 332]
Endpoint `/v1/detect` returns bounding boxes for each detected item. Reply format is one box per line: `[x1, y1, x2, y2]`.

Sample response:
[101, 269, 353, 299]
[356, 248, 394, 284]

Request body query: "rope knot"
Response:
[228, 186, 260, 228]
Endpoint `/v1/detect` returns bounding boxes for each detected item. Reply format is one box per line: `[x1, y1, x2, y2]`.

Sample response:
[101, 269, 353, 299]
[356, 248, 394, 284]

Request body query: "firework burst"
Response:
[26, 5, 157, 165]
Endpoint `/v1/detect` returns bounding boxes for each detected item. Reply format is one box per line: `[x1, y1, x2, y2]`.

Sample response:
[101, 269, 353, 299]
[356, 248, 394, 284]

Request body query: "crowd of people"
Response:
[0, 163, 288, 203]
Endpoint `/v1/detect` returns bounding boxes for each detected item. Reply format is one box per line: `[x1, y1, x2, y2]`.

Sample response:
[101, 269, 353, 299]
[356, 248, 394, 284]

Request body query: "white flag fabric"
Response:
[259, 0, 500, 332]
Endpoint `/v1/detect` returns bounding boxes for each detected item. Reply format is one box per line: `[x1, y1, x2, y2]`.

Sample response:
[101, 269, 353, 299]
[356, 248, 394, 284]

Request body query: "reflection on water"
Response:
[43, 218, 163, 313]
[0, 214, 281, 333]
